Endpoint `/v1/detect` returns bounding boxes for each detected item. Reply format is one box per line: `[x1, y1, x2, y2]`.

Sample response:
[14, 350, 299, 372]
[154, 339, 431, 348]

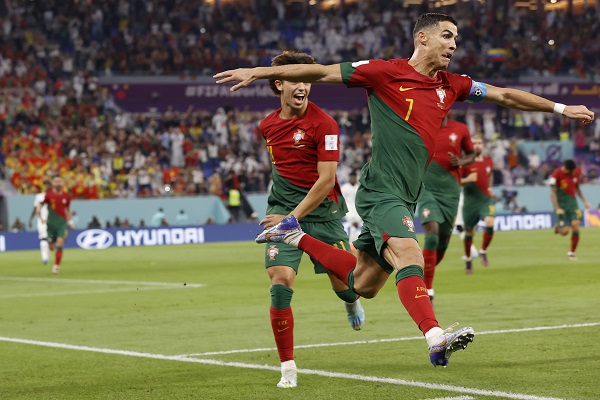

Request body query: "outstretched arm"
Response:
[214, 64, 343, 92]
[483, 84, 594, 125]
[575, 186, 591, 209]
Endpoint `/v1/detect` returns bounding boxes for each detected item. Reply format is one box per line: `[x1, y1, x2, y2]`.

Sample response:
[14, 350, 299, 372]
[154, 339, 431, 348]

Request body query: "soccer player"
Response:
[40, 176, 74, 274]
[549, 159, 591, 260]
[258, 51, 365, 388]
[461, 136, 495, 274]
[340, 171, 362, 245]
[29, 179, 51, 265]
[215, 13, 594, 367]
[418, 116, 476, 303]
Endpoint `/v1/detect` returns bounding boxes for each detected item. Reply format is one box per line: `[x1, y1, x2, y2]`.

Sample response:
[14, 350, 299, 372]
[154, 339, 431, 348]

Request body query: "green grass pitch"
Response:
[1, 228, 599, 399]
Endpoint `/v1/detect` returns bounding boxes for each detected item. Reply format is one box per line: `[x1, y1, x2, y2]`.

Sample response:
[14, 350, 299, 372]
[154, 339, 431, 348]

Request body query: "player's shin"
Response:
[297, 235, 357, 285]
[55, 247, 63, 265]
[481, 227, 494, 250]
[270, 284, 294, 362]
[396, 265, 439, 334]
[423, 234, 438, 289]
[570, 231, 579, 252]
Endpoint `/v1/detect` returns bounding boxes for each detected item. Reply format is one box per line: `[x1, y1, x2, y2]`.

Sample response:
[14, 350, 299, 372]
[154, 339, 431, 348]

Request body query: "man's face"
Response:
[276, 80, 311, 113]
[423, 21, 458, 70]
[473, 138, 484, 154]
[52, 177, 64, 192]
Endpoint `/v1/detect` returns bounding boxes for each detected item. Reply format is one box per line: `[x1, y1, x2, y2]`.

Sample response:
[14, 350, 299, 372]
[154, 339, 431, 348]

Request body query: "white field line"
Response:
[0, 276, 205, 288]
[424, 397, 475, 400]
[0, 287, 185, 299]
[183, 322, 600, 356]
[0, 336, 566, 400]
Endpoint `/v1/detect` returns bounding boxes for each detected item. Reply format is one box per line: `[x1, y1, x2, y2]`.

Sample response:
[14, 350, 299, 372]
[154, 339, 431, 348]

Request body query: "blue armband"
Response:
[466, 81, 487, 102]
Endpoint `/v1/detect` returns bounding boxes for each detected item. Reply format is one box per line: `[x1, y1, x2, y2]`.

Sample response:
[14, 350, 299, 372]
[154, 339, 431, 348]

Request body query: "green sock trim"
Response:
[465, 235, 473, 241]
[56, 247, 63, 251]
[424, 234, 439, 250]
[485, 227, 494, 235]
[346, 269, 355, 292]
[270, 284, 293, 309]
[395, 265, 424, 284]
[573, 231, 580, 237]
[335, 288, 358, 303]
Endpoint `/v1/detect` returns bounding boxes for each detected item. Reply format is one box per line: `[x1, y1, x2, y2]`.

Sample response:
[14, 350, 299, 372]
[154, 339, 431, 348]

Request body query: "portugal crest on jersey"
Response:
[268, 245, 279, 260]
[436, 86, 447, 109]
[293, 129, 305, 148]
[402, 216, 415, 232]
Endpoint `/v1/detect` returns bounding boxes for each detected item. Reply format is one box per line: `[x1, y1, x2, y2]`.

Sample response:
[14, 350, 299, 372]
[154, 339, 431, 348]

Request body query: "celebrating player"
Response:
[40, 176, 74, 274]
[461, 136, 495, 274]
[418, 115, 476, 303]
[258, 51, 365, 388]
[29, 179, 51, 265]
[215, 13, 594, 368]
[549, 159, 590, 260]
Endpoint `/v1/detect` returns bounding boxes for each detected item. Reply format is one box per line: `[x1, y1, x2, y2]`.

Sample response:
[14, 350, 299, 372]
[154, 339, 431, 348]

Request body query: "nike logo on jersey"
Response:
[399, 86, 416, 92]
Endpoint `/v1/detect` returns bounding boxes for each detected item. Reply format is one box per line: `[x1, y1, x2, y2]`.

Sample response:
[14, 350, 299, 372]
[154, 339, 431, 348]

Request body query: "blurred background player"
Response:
[418, 115, 476, 304]
[258, 51, 365, 389]
[341, 171, 362, 246]
[29, 179, 51, 265]
[40, 176, 74, 274]
[455, 188, 479, 261]
[461, 136, 496, 274]
[549, 159, 591, 260]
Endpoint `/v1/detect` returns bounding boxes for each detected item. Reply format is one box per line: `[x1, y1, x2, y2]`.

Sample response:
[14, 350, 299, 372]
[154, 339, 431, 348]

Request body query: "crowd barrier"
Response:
[0, 211, 565, 252]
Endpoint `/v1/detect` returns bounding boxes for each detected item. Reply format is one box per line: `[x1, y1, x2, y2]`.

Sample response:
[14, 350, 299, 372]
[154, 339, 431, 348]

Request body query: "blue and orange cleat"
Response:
[345, 299, 365, 331]
[429, 323, 475, 367]
[256, 216, 303, 244]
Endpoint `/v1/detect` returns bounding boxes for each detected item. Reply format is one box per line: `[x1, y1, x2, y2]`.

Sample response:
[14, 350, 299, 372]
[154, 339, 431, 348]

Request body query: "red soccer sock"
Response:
[298, 235, 357, 285]
[397, 275, 439, 334]
[571, 231, 580, 252]
[464, 235, 473, 258]
[270, 307, 294, 362]
[481, 228, 494, 251]
[422, 248, 437, 289]
[55, 248, 63, 266]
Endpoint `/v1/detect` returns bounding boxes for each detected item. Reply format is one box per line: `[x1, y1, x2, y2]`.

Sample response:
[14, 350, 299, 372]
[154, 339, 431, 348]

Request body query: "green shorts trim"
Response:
[418, 189, 459, 237]
[463, 196, 495, 229]
[264, 219, 350, 274]
[47, 220, 69, 243]
[353, 186, 417, 274]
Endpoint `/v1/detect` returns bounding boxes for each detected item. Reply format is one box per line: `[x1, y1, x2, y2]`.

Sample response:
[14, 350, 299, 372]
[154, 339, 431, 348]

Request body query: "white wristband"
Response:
[553, 103, 566, 115]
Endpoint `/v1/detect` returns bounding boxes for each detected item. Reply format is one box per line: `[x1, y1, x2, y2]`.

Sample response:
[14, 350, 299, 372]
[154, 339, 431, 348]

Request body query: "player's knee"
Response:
[353, 283, 379, 299]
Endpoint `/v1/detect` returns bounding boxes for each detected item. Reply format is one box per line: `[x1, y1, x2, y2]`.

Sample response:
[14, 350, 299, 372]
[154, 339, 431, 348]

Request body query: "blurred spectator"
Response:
[151, 208, 166, 227]
[175, 209, 189, 226]
[11, 218, 26, 232]
[88, 216, 102, 229]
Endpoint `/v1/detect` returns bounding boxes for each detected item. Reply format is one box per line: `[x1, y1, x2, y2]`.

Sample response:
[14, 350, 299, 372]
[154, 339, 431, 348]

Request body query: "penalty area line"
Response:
[0, 336, 565, 400]
[184, 322, 600, 356]
[0, 276, 205, 288]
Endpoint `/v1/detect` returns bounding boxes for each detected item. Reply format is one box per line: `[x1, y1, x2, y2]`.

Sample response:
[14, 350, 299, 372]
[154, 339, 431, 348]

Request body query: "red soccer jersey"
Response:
[432, 120, 474, 182]
[260, 101, 342, 202]
[43, 190, 72, 221]
[551, 167, 583, 198]
[463, 157, 494, 197]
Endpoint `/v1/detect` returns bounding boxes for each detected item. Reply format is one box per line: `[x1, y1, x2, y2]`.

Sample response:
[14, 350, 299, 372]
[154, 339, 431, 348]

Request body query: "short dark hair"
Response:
[413, 13, 458, 38]
[268, 51, 316, 96]
[564, 159, 576, 172]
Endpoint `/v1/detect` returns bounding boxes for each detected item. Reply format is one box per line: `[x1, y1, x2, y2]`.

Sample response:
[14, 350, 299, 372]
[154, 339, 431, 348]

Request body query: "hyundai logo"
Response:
[76, 229, 114, 250]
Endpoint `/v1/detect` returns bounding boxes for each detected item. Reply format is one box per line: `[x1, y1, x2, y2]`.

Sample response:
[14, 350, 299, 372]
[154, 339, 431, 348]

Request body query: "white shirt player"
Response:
[34, 192, 49, 239]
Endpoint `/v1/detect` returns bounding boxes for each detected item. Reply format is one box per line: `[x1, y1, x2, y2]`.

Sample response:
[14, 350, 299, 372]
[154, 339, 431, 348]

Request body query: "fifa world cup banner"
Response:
[103, 80, 600, 113]
[584, 209, 600, 227]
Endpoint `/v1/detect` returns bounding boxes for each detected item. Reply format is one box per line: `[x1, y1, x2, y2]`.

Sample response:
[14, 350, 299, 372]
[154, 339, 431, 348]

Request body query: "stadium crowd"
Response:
[1, 0, 600, 206]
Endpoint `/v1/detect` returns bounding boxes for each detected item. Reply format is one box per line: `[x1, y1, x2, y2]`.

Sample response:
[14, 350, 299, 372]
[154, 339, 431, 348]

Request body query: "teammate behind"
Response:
[29, 179, 51, 265]
[259, 51, 364, 388]
[549, 159, 590, 260]
[41, 176, 74, 274]
[419, 115, 476, 303]
[461, 136, 495, 274]
[340, 171, 362, 245]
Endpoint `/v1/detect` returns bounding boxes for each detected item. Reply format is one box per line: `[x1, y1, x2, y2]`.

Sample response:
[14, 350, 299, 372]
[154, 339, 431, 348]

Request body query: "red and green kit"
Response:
[43, 190, 71, 242]
[550, 167, 584, 223]
[420, 120, 474, 231]
[462, 157, 495, 229]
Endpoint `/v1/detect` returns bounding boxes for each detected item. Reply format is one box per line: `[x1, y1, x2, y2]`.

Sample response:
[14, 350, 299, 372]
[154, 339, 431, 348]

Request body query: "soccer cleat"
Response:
[567, 251, 577, 261]
[479, 250, 489, 267]
[429, 323, 475, 367]
[345, 299, 365, 331]
[277, 360, 297, 388]
[256, 216, 303, 245]
[52, 265, 60, 274]
[465, 258, 473, 274]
